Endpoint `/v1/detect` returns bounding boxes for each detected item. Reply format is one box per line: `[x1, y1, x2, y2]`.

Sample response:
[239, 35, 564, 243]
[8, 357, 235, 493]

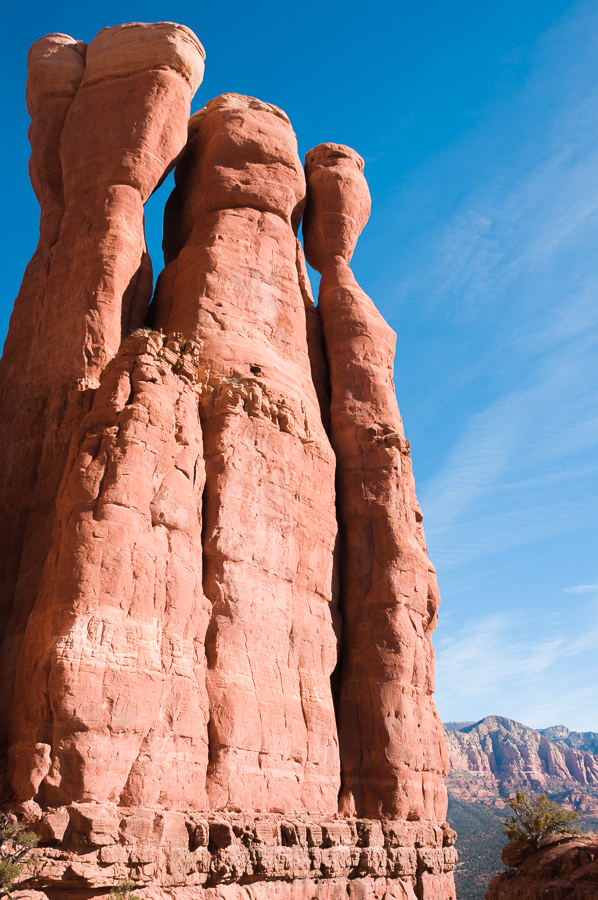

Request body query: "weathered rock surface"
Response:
[9, 331, 210, 811]
[0, 33, 86, 783]
[445, 717, 598, 815]
[152, 94, 340, 815]
[0, 21, 205, 799]
[486, 834, 598, 900]
[303, 143, 448, 822]
[539, 726, 598, 756]
[1, 28, 455, 900]
[9, 809, 456, 899]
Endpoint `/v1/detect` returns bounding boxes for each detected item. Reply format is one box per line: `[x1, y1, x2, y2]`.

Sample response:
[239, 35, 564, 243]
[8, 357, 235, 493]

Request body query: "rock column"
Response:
[303, 143, 449, 821]
[9, 332, 211, 810]
[0, 22, 205, 800]
[0, 36, 86, 757]
[152, 95, 341, 814]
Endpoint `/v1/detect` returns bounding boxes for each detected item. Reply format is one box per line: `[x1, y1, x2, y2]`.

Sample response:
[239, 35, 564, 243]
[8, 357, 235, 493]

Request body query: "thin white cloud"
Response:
[389, 2, 598, 730]
[563, 584, 598, 594]
[395, 5, 598, 568]
[434, 597, 598, 731]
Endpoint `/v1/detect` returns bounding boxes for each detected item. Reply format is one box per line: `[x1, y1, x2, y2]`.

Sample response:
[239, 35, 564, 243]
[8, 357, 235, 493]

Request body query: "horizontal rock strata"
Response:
[14, 807, 456, 897]
[445, 716, 598, 814]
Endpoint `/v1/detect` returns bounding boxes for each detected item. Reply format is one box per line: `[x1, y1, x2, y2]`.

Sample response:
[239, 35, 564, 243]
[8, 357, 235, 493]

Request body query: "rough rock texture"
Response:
[445, 717, 598, 815]
[11, 808, 457, 898]
[486, 834, 598, 900]
[9, 331, 210, 811]
[0, 22, 205, 799]
[1, 32, 455, 900]
[151, 94, 340, 815]
[303, 143, 448, 822]
[539, 727, 598, 757]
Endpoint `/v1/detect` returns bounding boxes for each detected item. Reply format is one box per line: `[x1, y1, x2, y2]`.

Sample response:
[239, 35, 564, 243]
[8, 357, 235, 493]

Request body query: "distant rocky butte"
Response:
[0, 21, 456, 900]
[445, 716, 598, 815]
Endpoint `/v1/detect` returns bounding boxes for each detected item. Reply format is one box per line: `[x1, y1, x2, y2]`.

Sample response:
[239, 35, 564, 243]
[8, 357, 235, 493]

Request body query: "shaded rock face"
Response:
[445, 716, 598, 815]
[487, 835, 598, 900]
[0, 25, 454, 900]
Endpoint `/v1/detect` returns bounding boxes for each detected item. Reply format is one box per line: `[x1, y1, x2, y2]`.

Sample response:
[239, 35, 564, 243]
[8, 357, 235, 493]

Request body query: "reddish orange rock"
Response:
[9, 331, 210, 810]
[152, 94, 340, 814]
[488, 835, 598, 900]
[0, 34, 87, 796]
[303, 143, 449, 822]
[0, 22, 205, 799]
[0, 29, 457, 900]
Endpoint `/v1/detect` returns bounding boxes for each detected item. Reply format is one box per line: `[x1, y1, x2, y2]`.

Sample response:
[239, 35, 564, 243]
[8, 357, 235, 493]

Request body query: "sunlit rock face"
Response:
[0, 22, 455, 900]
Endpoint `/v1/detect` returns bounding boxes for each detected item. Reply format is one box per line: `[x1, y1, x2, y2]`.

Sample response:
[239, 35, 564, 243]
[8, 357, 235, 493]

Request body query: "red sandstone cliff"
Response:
[0, 24, 455, 900]
[0, 23, 206, 801]
[151, 95, 341, 815]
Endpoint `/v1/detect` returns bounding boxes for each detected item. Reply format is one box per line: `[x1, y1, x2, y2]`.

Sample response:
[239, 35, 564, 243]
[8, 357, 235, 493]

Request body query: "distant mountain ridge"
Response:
[443, 716, 598, 900]
[444, 715, 598, 815]
[538, 724, 598, 755]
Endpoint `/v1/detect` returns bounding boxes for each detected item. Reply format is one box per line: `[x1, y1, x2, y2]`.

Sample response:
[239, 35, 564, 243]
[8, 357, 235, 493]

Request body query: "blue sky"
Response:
[2, 0, 597, 730]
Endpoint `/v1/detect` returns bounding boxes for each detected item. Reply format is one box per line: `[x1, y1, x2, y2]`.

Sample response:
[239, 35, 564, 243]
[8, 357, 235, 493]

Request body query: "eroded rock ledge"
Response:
[16, 805, 456, 895]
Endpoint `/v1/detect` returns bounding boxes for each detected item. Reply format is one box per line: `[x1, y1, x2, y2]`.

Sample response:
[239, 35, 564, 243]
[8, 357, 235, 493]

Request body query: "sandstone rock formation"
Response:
[303, 143, 448, 822]
[10, 331, 211, 812]
[539, 726, 598, 756]
[487, 834, 598, 900]
[0, 24, 455, 900]
[445, 717, 598, 815]
[151, 95, 340, 816]
[0, 22, 206, 801]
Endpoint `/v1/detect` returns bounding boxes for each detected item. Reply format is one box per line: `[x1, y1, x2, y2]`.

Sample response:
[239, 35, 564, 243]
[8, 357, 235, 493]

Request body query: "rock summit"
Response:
[0, 21, 456, 900]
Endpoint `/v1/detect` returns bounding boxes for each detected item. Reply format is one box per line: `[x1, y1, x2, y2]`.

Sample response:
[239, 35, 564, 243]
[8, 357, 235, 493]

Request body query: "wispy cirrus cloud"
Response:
[376, 3, 598, 570]
[434, 595, 598, 730]
[563, 584, 598, 594]
[371, 2, 598, 726]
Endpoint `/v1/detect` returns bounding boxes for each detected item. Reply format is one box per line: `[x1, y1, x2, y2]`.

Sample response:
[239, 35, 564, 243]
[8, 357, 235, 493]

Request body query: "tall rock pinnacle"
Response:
[152, 94, 341, 814]
[0, 23, 205, 797]
[303, 143, 449, 822]
[0, 25, 456, 900]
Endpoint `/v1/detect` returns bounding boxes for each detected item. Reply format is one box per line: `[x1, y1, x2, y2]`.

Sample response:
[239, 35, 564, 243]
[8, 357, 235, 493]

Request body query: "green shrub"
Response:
[502, 789, 580, 849]
[109, 879, 141, 900]
[0, 812, 40, 897]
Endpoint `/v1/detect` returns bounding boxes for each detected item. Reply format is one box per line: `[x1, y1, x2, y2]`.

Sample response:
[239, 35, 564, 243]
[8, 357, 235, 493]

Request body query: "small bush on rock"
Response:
[502, 789, 580, 850]
[109, 879, 141, 900]
[0, 812, 40, 897]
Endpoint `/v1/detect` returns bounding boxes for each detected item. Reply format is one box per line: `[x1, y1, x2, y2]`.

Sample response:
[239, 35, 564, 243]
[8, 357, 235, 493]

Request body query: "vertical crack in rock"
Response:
[303, 143, 450, 823]
[9, 332, 210, 810]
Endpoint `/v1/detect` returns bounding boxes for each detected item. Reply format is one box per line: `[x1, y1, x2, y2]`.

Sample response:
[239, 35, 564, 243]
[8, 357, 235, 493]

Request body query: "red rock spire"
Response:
[0, 22, 205, 801]
[0, 28, 457, 897]
[152, 94, 341, 814]
[303, 142, 450, 821]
